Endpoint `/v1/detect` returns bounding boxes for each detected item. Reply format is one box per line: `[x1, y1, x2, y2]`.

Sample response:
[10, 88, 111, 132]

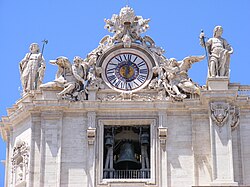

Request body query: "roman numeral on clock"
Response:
[107, 75, 117, 83]
[127, 82, 132, 90]
[127, 54, 132, 61]
[106, 68, 115, 74]
[122, 54, 133, 62]
[115, 80, 122, 87]
[137, 61, 146, 67]
[139, 68, 148, 74]
[115, 55, 123, 62]
[108, 62, 118, 66]
[132, 56, 137, 63]
[123, 54, 127, 61]
[137, 75, 147, 83]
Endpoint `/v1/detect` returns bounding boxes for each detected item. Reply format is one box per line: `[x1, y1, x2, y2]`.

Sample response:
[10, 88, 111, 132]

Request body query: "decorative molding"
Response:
[158, 127, 168, 145]
[104, 6, 150, 46]
[230, 106, 240, 131]
[87, 127, 96, 144]
[210, 102, 240, 130]
[11, 140, 29, 186]
[87, 111, 97, 144]
[100, 92, 153, 101]
[210, 102, 230, 127]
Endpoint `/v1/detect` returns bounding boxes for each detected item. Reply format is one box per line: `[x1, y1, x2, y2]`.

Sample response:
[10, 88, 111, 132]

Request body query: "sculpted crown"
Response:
[119, 6, 136, 24]
[104, 6, 150, 46]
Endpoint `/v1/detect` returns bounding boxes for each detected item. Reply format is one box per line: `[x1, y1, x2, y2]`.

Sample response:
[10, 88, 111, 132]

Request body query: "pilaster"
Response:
[190, 109, 211, 186]
[29, 112, 41, 187]
[209, 102, 238, 186]
[158, 111, 168, 187]
[87, 111, 97, 187]
[40, 111, 63, 187]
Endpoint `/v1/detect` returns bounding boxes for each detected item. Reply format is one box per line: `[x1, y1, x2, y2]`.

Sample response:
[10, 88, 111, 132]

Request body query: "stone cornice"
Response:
[1, 87, 250, 140]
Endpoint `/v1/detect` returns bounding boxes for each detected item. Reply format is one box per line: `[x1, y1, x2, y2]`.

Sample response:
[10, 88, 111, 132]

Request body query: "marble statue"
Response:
[102, 5, 164, 57]
[72, 56, 89, 90]
[19, 43, 46, 93]
[164, 56, 204, 100]
[40, 56, 88, 101]
[103, 6, 150, 47]
[39, 6, 205, 102]
[149, 56, 204, 100]
[200, 26, 233, 77]
[86, 67, 103, 89]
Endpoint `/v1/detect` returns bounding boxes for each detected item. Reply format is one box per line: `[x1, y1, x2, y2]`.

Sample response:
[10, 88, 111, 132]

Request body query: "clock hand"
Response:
[125, 62, 129, 79]
[125, 60, 130, 90]
[127, 59, 132, 77]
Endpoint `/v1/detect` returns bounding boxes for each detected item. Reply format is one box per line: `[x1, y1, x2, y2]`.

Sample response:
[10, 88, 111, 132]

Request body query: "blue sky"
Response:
[0, 0, 250, 185]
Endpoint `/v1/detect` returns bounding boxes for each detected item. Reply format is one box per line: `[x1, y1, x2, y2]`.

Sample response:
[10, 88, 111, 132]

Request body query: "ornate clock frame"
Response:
[97, 43, 156, 93]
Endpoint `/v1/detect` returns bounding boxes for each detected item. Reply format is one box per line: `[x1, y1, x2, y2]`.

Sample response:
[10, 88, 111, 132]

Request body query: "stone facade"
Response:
[1, 6, 250, 187]
[1, 82, 250, 187]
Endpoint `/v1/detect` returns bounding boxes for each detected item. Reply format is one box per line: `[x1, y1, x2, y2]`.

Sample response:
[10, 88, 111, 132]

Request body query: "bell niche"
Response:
[103, 126, 150, 179]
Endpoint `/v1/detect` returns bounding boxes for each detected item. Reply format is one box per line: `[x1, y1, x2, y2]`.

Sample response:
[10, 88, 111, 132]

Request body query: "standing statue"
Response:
[19, 43, 46, 93]
[200, 26, 233, 77]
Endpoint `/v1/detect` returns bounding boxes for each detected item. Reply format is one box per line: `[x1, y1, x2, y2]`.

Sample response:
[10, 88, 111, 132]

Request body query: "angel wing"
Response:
[179, 55, 205, 71]
[50, 56, 71, 68]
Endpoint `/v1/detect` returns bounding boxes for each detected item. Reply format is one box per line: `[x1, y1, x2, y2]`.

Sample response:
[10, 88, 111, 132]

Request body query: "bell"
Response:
[140, 132, 149, 145]
[115, 141, 140, 170]
[105, 133, 113, 147]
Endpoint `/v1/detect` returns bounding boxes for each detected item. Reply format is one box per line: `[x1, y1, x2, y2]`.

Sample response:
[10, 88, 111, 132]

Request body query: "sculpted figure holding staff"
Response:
[19, 43, 46, 93]
[200, 26, 233, 77]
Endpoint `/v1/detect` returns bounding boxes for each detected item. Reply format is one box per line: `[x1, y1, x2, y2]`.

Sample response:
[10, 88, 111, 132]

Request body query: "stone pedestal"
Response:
[207, 77, 229, 90]
[88, 87, 98, 101]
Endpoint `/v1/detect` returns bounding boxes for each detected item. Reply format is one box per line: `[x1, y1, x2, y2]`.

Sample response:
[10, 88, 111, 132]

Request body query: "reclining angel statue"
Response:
[149, 55, 205, 100]
[40, 56, 89, 101]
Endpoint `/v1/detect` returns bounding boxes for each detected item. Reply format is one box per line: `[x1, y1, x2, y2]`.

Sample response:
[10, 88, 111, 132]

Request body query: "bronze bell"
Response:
[105, 133, 113, 147]
[140, 132, 149, 145]
[115, 141, 140, 170]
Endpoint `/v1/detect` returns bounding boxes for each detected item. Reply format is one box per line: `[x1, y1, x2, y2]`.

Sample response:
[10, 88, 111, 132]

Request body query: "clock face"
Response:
[102, 51, 152, 93]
